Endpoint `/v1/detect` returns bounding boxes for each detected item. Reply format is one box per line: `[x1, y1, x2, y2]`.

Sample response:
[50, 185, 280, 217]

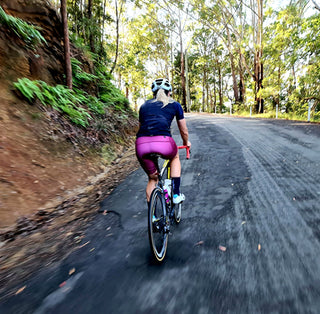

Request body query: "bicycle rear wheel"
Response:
[148, 187, 168, 262]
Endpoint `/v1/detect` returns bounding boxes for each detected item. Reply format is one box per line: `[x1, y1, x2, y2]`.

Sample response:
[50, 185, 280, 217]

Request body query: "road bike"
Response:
[148, 145, 190, 262]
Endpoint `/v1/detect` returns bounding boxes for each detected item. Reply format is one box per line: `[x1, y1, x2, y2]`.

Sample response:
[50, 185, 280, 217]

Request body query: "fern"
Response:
[71, 58, 97, 88]
[13, 78, 116, 127]
[14, 69, 132, 127]
[13, 78, 36, 101]
[0, 6, 46, 48]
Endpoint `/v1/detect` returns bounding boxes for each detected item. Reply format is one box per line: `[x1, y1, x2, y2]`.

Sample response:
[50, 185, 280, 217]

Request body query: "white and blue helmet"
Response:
[151, 78, 172, 93]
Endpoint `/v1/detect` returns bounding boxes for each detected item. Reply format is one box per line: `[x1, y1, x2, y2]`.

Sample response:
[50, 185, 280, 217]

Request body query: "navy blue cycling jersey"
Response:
[136, 98, 184, 138]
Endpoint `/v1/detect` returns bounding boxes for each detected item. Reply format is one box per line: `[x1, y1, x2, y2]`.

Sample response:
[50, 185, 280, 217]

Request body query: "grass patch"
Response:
[101, 144, 117, 163]
[234, 109, 320, 123]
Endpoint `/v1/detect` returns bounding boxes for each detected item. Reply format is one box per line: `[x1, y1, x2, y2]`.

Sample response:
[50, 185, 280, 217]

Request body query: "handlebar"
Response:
[178, 145, 190, 159]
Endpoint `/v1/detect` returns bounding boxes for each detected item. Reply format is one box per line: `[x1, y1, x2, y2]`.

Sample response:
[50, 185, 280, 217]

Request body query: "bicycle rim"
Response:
[148, 188, 168, 262]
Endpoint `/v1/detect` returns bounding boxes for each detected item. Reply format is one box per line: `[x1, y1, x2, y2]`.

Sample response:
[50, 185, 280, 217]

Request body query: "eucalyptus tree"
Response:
[191, 26, 226, 112]
[114, 5, 174, 106]
[64, 0, 112, 58]
[288, 7, 320, 116]
[190, 0, 265, 111]
[263, 3, 307, 113]
[158, 0, 194, 110]
[131, 0, 194, 110]
[109, 0, 125, 74]
[61, 0, 72, 88]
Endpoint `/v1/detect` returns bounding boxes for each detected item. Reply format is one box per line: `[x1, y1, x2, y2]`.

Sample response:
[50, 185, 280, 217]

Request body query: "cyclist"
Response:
[135, 78, 191, 207]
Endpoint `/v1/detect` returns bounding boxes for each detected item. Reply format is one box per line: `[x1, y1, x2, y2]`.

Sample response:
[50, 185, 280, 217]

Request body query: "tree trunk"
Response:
[180, 38, 187, 111]
[218, 64, 223, 112]
[206, 67, 209, 111]
[239, 54, 245, 103]
[225, 20, 239, 103]
[61, 0, 72, 89]
[202, 68, 205, 112]
[276, 60, 281, 109]
[255, 0, 263, 113]
[185, 49, 191, 112]
[213, 78, 217, 112]
[87, 0, 95, 53]
[101, 0, 107, 51]
[110, 0, 120, 75]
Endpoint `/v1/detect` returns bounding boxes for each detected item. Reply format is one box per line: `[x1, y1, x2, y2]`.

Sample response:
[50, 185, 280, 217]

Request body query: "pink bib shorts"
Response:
[135, 136, 178, 176]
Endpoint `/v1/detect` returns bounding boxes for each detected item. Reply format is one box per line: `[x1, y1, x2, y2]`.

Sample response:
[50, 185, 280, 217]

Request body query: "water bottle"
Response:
[163, 186, 170, 204]
[164, 179, 171, 197]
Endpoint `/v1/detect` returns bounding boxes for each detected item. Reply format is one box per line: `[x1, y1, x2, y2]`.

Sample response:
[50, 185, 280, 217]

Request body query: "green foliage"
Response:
[71, 58, 98, 88]
[0, 5, 46, 48]
[14, 73, 131, 127]
[95, 65, 129, 111]
[14, 78, 94, 126]
[66, 0, 112, 60]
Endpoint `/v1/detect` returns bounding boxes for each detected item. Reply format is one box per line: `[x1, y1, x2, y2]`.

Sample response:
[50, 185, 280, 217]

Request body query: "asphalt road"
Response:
[2, 114, 320, 313]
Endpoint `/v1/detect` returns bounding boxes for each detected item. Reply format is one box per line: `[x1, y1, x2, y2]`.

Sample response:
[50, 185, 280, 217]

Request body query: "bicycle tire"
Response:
[148, 187, 169, 262]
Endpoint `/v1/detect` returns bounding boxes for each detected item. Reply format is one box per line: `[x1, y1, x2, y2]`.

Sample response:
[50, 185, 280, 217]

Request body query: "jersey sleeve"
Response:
[175, 102, 184, 120]
[138, 104, 144, 123]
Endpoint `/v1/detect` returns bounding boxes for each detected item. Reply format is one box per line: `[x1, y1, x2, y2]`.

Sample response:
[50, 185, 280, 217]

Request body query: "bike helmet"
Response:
[151, 78, 172, 93]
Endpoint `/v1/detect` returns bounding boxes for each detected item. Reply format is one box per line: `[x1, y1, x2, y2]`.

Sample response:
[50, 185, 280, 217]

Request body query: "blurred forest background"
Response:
[52, 0, 320, 120]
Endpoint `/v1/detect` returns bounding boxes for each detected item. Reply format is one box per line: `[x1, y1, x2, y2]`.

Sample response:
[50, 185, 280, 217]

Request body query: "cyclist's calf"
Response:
[170, 153, 181, 178]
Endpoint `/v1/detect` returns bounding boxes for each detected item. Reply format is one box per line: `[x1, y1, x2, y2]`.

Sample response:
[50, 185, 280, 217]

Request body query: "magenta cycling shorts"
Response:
[135, 136, 178, 176]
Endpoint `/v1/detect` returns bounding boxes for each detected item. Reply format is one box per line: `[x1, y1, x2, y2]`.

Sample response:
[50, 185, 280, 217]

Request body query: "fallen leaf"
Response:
[59, 281, 66, 288]
[219, 245, 227, 252]
[69, 268, 75, 276]
[258, 244, 261, 251]
[194, 241, 204, 246]
[15, 286, 26, 295]
[78, 241, 90, 248]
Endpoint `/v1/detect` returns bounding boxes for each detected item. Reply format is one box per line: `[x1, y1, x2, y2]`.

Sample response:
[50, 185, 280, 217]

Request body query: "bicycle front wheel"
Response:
[148, 187, 168, 262]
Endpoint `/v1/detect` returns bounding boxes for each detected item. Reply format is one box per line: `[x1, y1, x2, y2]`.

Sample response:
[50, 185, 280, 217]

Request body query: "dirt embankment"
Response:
[0, 0, 140, 297]
[0, 1, 139, 233]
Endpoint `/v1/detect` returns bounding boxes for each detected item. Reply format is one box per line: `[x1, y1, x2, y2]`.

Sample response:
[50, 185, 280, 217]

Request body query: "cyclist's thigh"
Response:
[136, 137, 159, 175]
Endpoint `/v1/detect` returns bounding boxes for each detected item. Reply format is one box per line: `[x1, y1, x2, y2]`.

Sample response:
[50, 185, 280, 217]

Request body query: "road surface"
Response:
[1, 114, 320, 313]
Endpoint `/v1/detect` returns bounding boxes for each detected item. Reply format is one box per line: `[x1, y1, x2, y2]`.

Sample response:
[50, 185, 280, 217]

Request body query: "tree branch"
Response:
[311, 0, 320, 11]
